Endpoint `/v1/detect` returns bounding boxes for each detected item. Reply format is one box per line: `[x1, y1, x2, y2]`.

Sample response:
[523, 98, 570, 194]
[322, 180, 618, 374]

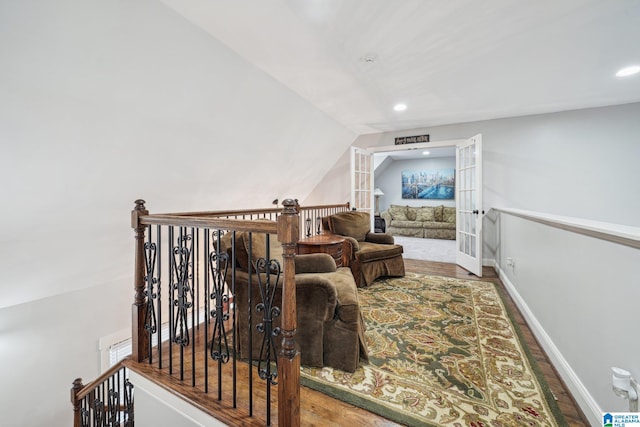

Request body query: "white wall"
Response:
[0, 1, 354, 425]
[308, 102, 640, 228]
[306, 102, 640, 424]
[374, 156, 456, 212]
[131, 371, 227, 427]
[495, 214, 640, 425]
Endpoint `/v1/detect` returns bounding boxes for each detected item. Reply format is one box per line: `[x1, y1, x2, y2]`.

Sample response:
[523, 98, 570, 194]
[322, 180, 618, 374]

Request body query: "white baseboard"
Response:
[490, 260, 602, 426]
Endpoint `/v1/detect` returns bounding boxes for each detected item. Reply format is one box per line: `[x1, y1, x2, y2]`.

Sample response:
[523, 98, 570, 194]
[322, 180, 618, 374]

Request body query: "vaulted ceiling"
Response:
[161, 0, 640, 134]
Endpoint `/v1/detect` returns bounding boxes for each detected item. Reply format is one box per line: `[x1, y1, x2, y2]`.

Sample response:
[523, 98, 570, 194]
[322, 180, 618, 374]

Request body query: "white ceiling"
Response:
[161, 0, 640, 134]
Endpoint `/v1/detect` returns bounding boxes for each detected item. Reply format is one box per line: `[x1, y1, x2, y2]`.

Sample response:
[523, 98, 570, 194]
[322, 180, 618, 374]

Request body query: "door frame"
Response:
[454, 134, 483, 277]
[350, 146, 376, 231]
[365, 138, 481, 272]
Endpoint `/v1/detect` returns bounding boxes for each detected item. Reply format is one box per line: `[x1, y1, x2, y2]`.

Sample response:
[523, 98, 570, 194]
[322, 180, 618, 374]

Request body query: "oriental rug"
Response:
[300, 273, 565, 426]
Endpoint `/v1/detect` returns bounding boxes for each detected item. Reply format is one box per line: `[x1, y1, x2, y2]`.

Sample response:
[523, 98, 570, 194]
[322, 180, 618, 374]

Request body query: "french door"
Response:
[350, 147, 375, 229]
[455, 134, 483, 277]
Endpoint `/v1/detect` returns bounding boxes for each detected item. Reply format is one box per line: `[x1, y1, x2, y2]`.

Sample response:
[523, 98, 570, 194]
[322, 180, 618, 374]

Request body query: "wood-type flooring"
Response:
[125, 260, 589, 426]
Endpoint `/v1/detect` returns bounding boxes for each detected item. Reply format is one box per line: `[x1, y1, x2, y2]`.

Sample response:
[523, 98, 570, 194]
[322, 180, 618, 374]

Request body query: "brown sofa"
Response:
[381, 204, 456, 240]
[322, 211, 405, 287]
[220, 231, 368, 373]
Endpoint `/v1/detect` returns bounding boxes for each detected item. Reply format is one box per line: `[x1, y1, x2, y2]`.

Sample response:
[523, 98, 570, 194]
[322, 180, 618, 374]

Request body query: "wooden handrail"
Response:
[139, 215, 279, 232]
[154, 202, 350, 218]
[71, 362, 126, 402]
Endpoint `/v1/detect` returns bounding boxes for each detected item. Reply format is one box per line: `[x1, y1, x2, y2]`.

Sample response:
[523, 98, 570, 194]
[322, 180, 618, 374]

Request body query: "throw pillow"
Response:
[434, 205, 444, 222]
[405, 206, 417, 221]
[388, 205, 408, 221]
[443, 207, 456, 223]
[416, 206, 435, 221]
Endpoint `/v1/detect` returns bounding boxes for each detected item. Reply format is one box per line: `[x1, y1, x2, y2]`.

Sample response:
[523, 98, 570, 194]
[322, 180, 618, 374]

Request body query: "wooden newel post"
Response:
[71, 378, 84, 427]
[131, 199, 150, 362]
[277, 199, 301, 427]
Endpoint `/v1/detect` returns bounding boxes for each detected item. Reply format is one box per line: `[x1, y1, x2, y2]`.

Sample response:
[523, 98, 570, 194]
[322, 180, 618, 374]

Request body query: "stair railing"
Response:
[71, 363, 133, 427]
[128, 199, 350, 426]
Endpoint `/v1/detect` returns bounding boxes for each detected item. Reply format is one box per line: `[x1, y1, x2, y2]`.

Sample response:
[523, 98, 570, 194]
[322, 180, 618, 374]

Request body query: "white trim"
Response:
[492, 259, 601, 426]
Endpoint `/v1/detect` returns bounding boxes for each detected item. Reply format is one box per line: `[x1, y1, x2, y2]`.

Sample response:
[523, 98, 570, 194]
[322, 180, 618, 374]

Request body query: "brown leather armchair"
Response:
[323, 211, 405, 287]
[219, 231, 368, 373]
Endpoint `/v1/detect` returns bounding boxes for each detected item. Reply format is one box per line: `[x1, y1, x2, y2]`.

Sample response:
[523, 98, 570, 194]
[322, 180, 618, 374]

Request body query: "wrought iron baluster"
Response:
[204, 229, 211, 394]
[80, 400, 90, 427]
[171, 233, 193, 347]
[208, 248, 230, 364]
[254, 257, 281, 386]
[93, 396, 105, 427]
[247, 234, 254, 416]
[124, 378, 134, 426]
[107, 385, 118, 426]
[143, 232, 158, 364]
[191, 227, 196, 387]
[168, 226, 174, 375]
[156, 224, 163, 369]
[254, 253, 281, 426]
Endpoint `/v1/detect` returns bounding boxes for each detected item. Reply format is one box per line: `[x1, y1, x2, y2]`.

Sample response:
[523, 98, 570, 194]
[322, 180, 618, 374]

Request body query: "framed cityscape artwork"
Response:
[401, 169, 455, 199]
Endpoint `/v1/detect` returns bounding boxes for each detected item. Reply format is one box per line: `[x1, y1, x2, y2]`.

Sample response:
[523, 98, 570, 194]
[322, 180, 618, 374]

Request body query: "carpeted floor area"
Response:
[393, 235, 456, 263]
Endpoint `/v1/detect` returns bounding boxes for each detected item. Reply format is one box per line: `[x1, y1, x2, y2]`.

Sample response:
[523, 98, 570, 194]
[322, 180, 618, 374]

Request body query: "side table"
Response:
[297, 234, 346, 268]
[374, 216, 386, 233]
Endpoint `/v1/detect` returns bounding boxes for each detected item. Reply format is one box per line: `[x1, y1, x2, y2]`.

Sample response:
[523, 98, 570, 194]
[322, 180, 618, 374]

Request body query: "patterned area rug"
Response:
[300, 273, 565, 426]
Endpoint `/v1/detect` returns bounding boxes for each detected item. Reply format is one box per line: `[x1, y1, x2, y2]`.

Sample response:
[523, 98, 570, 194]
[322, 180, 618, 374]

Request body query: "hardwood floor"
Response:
[125, 260, 589, 426]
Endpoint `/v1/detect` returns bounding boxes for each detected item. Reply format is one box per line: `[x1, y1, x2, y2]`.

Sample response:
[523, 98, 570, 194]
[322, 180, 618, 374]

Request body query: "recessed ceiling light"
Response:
[360, 54, 377, 64]
[422, 151, 430, 155]
[616, 65, 640, 77]
[393, 103, 407, 112]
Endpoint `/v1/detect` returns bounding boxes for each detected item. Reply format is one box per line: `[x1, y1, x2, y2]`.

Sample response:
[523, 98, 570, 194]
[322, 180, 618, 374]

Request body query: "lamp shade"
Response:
[374, 188, 384, 196]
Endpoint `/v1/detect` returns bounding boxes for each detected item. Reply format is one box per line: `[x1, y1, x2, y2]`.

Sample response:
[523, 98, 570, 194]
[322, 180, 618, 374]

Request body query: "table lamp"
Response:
[374, 188, 384, 216]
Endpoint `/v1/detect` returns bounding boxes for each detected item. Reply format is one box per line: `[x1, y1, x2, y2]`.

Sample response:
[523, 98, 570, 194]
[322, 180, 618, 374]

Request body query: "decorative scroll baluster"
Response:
[107, 385, 118, 425]
[209, 249, 230, 364]
[124, 379, 134, 425]
[93, 394, 105, 427]
[255, 254, 281, 425]
[143, 235, 158, 363]
[80, 406, 89, 427]
[171, 232, 193, 347]
[255, 257, 281, 383]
